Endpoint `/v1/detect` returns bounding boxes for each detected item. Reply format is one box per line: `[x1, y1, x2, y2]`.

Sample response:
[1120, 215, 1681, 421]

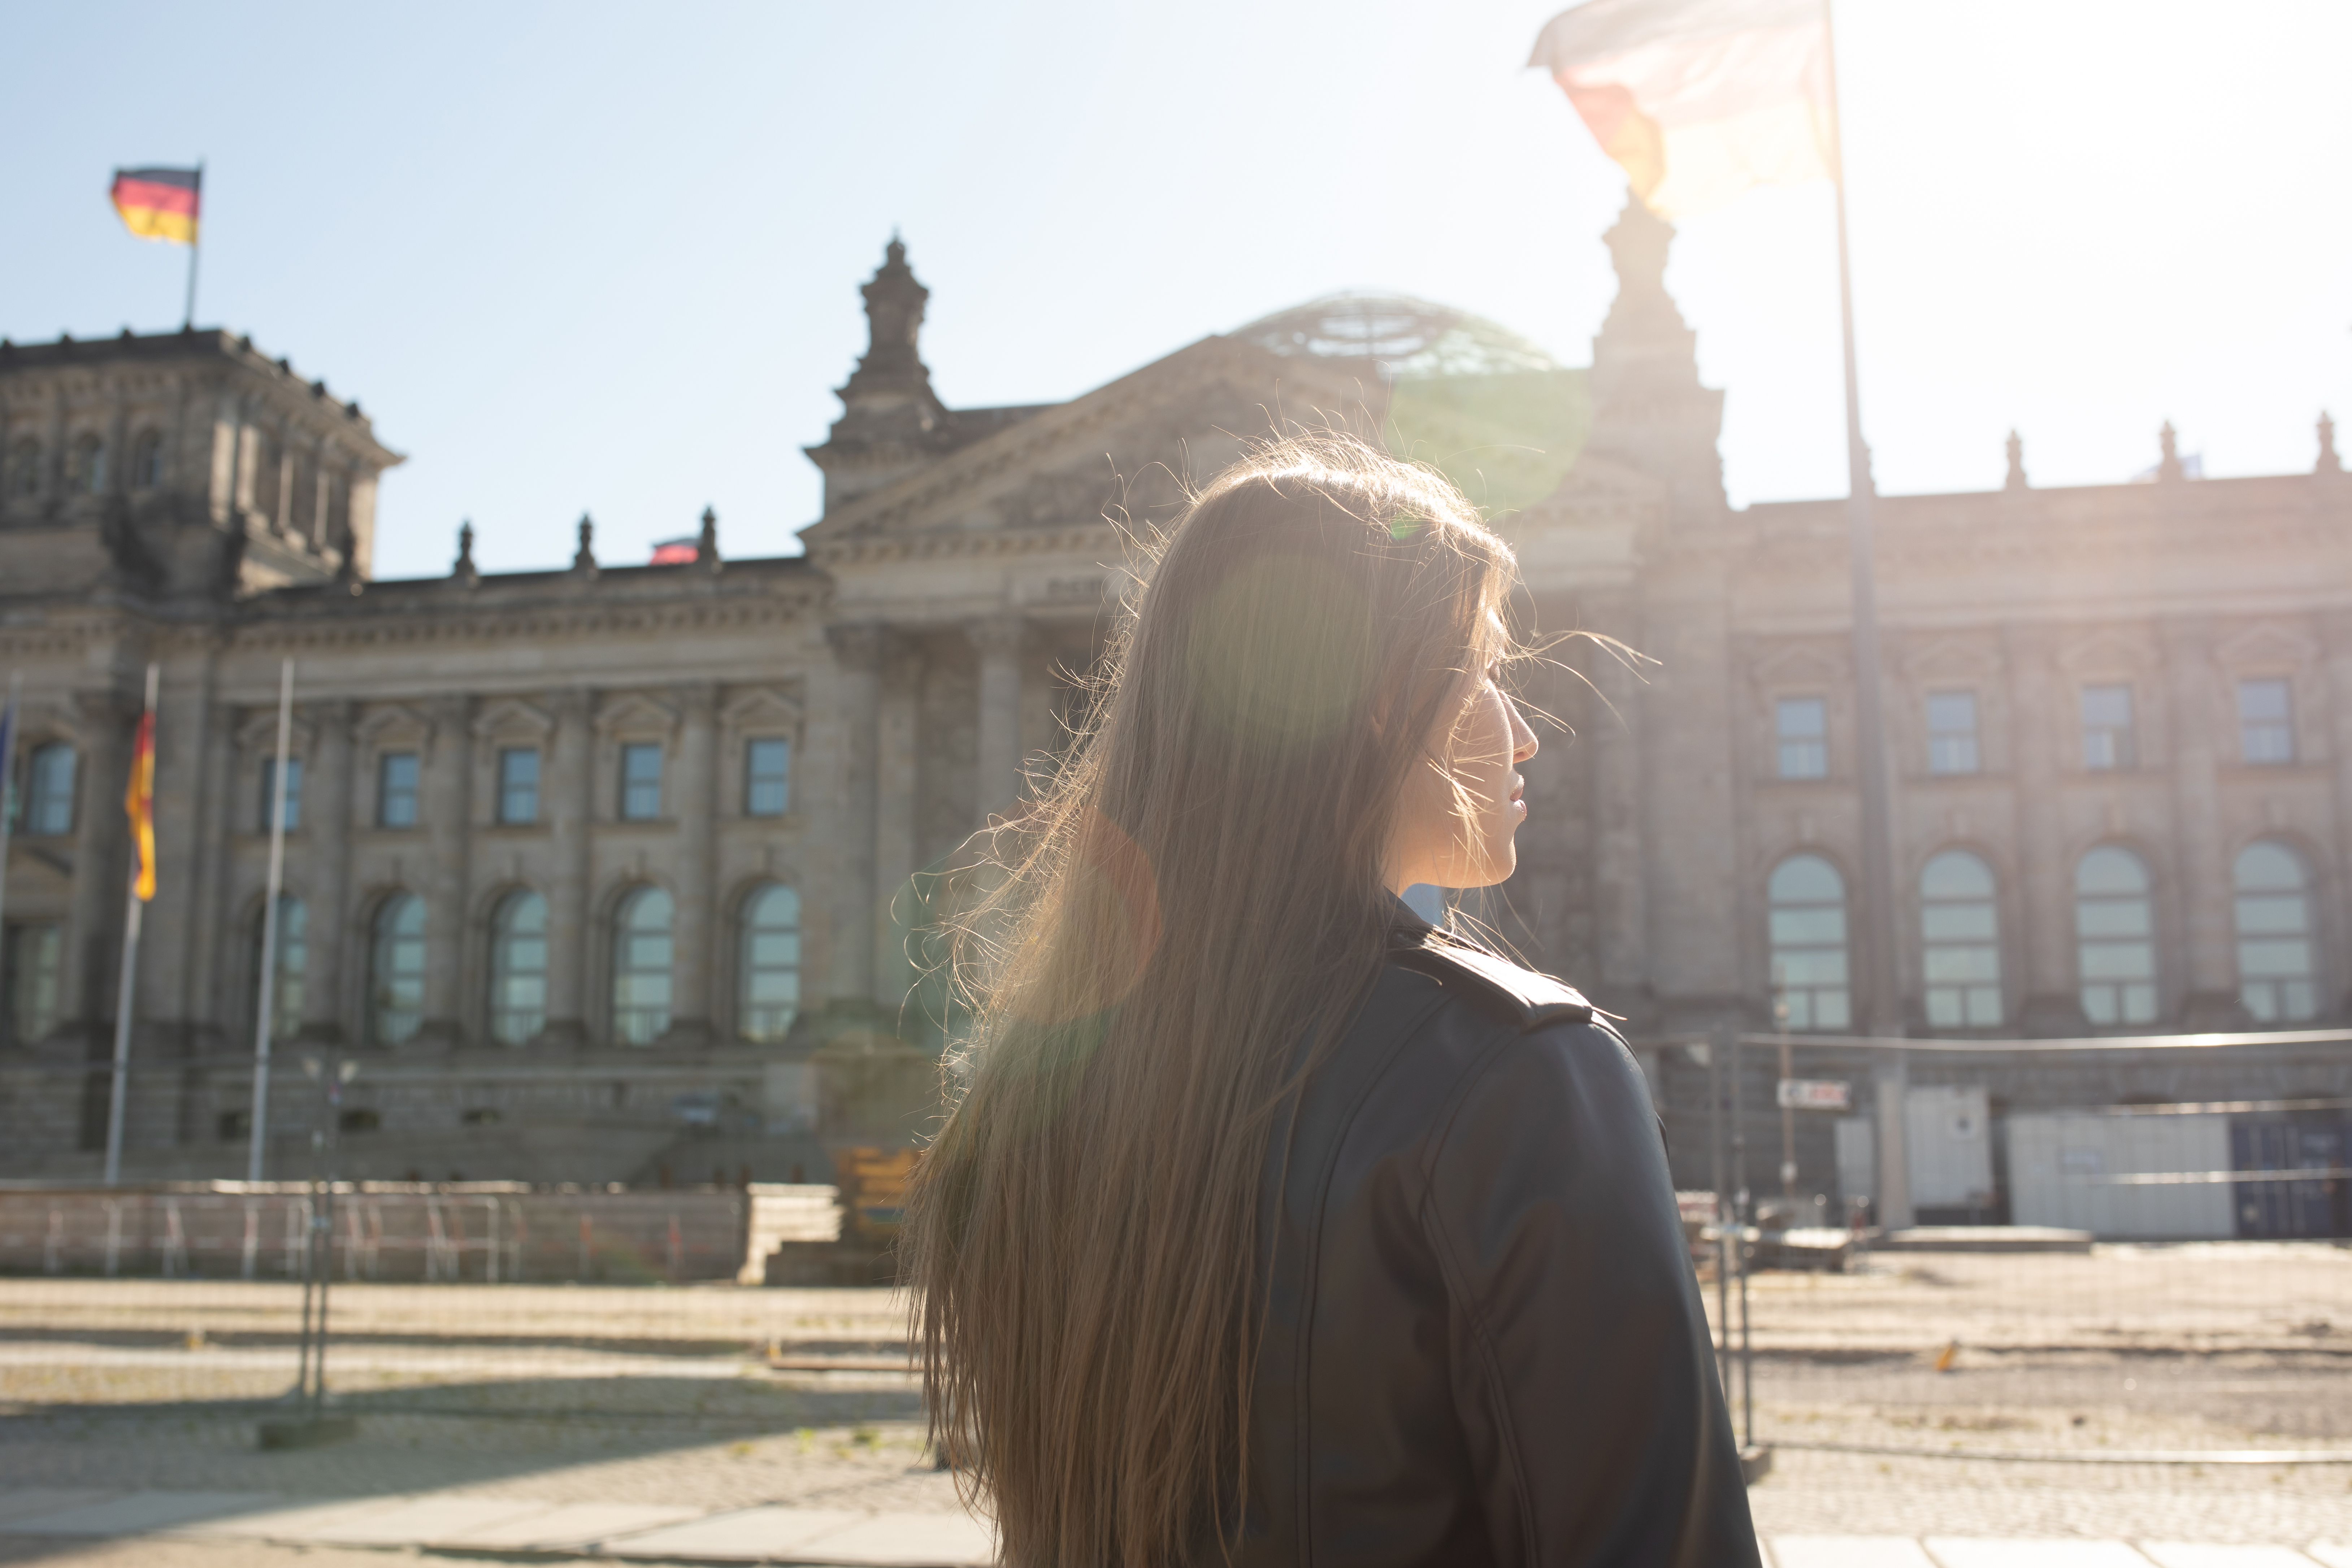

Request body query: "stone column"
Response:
[538, 689, 594, 1049]
[2322, 612, 2352, 1016]
[662, 683, 720, 1049]
[2160, 620, 2245, 1028]
[55, 691, 130, 1055]
[169, 671, 235, 1050]
[2005, 626, 2085, 1034]
[823, 624, 885, 1029]
[413, 696, 474, 1050]
[299, 701, 355, 1044]
[873, 640, 923, 1029]
[1585, 594, 1650, 1007]
[971, 617, 1026, 824]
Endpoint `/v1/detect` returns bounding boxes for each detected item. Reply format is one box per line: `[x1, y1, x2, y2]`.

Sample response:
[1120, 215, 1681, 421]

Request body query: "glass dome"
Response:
[1233, 292, 1566, 381]
[1232, 293, 1587, 520]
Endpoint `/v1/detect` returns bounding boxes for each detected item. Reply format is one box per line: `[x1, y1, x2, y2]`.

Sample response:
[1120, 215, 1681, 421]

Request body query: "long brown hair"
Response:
[900, 435, 1520, 1566]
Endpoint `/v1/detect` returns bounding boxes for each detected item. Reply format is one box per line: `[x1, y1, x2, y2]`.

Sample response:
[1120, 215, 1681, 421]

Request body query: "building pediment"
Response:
[798, 334, 1381, 561]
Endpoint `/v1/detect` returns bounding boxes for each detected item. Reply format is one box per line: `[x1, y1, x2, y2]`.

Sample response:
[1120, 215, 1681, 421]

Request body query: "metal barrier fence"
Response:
[5, 1029, 2351, 1461]
[1664, 1027, 2352, 1463]
[0, 1182, 889, 1427]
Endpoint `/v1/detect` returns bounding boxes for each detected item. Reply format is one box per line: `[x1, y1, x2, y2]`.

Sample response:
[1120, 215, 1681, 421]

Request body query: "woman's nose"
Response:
[1508, 696, 1539, 763]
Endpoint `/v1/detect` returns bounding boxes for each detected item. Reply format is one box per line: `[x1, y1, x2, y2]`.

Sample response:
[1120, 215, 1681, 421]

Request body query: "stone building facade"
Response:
[2, 215, 2347, 1186]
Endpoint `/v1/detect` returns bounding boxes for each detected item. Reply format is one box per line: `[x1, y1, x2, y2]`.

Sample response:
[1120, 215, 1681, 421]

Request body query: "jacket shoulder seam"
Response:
[1389, 939, 1593, 1032]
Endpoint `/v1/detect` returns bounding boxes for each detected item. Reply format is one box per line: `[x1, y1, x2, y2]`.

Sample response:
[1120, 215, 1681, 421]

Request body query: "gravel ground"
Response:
[1746, 1446, 2352, 1542]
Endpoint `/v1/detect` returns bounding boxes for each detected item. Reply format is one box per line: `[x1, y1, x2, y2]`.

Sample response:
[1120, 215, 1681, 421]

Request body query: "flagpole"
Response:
[247, 659, 293, 1183]
[1821, 0, 1912, 1227]
[183, 162, 203, 330]
[103, 662, 160, 1188]
[0, 672, 20, 956]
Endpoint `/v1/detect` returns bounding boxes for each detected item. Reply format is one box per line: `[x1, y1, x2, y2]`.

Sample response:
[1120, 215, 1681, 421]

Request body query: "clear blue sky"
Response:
[6, 1, 2346, 580]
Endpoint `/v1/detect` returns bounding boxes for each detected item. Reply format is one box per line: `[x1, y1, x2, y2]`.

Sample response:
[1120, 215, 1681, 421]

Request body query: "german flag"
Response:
[125, 709, 157, 902]
[110, 166, 201, 246]
[1531, 0, 1833, 219]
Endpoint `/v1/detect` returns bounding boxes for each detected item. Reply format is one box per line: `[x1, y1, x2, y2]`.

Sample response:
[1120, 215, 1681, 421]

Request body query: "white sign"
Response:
[1777, 1078, 1852, 1112]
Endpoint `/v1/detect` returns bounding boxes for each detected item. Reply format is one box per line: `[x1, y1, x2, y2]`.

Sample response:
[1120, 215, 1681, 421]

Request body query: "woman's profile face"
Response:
[1384, 614, 1539, 896]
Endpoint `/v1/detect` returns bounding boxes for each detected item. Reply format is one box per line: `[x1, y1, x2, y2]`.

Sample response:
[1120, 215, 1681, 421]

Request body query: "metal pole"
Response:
[1779, 1033, 1798, 1200]
[0, 671, 21, 951]
[312, 1057, 347, 1422]
[102, 663, 159, 1187]
[1706, 1031, 1730, 1400]
[1821, 0, 1902, 1040]
[248, 659, 294, 1182]
[183, 162, 203, 330]
[1730, 1033, 1754, 1447]
[294, 1189, 316, 1399]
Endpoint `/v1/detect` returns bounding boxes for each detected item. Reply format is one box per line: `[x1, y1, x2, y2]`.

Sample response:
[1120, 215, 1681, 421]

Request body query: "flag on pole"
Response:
[109, 166, 202, 246]
[0, 691, 16, 828]
[1530, 0, 1834, 218]
[125, 709, 157, 902]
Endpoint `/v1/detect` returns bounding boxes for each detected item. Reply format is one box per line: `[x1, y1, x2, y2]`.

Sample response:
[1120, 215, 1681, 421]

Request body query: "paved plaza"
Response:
[2, 1263, 2348, 1561]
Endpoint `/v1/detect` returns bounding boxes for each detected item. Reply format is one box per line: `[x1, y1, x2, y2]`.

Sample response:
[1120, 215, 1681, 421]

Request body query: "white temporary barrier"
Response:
[2007, 1111, 2235, 1239]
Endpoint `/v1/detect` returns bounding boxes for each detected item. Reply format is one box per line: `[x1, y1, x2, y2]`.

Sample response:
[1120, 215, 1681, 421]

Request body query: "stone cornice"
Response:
[0, 330, 403, 466]
[812, 520, 1118, 569]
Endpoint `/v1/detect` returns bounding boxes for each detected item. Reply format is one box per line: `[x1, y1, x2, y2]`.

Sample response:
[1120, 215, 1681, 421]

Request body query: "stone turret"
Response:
[0, 328, 402, 603]
[804, 238, 955, 513]
[1581, 195, 1728, 527]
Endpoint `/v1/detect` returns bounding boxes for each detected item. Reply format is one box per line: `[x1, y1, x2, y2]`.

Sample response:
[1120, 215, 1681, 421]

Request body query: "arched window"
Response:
[369, 892, 426, 1046]
[1767, 854, 1850, 1031]
[130, 430, 165, 490]
[1921, 851, 2001, 1029]
[2077, 847, 2157, 1026]
[24, 744, 77, 837]
[2234, 841, 2318, 1023]
[3, 923, 63, 1047]
[489, 890, 549, 1046]
[739, 883, 801, 1043]
[611, 886, 674, 1045]
[68, 434, 105, 494]
[248, 895, 306, 1041]
[6, 440, 40, 498]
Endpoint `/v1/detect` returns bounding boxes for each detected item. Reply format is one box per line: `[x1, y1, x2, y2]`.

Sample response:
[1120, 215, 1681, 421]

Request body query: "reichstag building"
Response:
[2, 206, 2347, 1185]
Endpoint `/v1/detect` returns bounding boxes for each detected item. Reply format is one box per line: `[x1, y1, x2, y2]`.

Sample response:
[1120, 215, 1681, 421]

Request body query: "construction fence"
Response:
[2, 1026, 2348, 1462]
[1665, 1026, 2352, 1463]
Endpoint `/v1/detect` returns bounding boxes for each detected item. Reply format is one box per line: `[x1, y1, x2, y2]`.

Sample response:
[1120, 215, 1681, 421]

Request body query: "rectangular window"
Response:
[260, 756, 302, 833]
[1775, 697, 1827, 780]
[377, 751, 419, 828]
[2, 922, 63, 1048]
[620, 742, 663, 820]
[745, 738, 790, 817]
[2080, 684, 2135, 770]
[2238, 678, 2294, 764]
[498, 747, 541, 825]
[1926, 691, 1980, 775]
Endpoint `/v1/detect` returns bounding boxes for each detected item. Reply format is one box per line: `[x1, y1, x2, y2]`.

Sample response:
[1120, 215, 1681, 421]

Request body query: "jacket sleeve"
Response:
[1422, 1019, 1761, 1568]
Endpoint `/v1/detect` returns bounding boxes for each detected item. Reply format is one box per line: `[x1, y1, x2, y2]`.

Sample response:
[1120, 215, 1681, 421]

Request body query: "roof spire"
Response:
[452, 520, 478, 585]
[2157, 421, 2184, 483]
[697, 504, 722, 572]
[1581, 191, 1726, 526]
[572, 512, 598, 576]
[2004, 430, 2027, 492]
[805, 237, 954, 513]
[2318, 411, 2341, 475]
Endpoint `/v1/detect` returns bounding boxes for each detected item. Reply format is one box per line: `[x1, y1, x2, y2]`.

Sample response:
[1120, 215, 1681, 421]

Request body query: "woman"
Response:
[902, 437, 1758, 1567]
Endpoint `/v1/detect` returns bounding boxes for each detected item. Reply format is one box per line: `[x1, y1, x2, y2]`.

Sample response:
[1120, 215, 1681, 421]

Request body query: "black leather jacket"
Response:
[1235, 913, 1760, 1567]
